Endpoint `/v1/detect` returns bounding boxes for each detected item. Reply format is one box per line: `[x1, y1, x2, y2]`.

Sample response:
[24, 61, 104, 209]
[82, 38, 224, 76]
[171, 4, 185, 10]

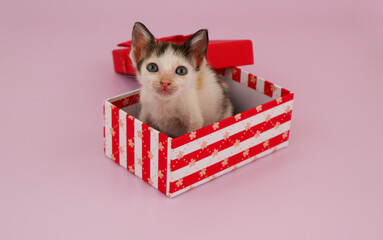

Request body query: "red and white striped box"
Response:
[103, 67, 294, 198]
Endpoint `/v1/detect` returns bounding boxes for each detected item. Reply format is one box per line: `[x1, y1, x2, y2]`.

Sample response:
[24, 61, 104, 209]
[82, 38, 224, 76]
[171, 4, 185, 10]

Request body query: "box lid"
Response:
[112, 35, 254, 75]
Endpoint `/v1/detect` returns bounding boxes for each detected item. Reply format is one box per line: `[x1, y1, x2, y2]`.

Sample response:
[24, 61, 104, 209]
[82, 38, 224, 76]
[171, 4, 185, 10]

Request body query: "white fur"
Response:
[131, 46, 232, 138]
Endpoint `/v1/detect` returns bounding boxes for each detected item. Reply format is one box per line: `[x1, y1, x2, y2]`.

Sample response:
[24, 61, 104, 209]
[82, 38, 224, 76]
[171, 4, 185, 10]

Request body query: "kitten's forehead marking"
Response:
[156, 41, 171, 57]
[156, 41, 185, 57]
[157, 42, 196, 67]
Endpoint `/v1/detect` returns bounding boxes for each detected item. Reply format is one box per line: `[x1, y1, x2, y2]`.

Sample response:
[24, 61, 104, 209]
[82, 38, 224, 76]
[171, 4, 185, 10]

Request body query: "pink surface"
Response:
[1, 0, 382, 239]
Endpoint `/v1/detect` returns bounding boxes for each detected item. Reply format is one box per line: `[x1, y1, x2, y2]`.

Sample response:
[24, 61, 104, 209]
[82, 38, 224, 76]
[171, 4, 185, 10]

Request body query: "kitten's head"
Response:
[129, 22, 209, 100]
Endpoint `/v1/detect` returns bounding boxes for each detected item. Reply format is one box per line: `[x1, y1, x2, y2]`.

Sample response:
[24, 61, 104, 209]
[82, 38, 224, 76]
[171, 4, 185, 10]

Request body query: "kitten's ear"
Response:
[183, 29, 209, 69]
[130, 22, 156, 65]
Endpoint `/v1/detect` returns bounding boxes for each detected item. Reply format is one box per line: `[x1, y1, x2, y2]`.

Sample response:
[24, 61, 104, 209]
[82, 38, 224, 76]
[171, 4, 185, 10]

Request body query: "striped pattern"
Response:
[103, 67, 294, 198]
[104, 90, 169, 193]
[228, 67, 290, 98]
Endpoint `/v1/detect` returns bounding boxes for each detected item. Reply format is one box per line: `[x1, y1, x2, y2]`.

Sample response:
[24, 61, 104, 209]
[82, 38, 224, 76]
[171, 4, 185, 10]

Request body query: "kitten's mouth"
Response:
[153, 86, 177, 99]
[157, 87, 174, 95]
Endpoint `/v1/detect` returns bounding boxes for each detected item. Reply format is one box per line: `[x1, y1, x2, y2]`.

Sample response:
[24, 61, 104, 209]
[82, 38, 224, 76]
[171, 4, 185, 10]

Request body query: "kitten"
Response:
[129, 22, 233, 138]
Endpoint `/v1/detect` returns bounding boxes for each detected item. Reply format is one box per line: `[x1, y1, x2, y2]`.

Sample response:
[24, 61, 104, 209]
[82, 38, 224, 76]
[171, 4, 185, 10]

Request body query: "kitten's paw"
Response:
[139, 111, 149, 124]
[187, 120, 203, 133]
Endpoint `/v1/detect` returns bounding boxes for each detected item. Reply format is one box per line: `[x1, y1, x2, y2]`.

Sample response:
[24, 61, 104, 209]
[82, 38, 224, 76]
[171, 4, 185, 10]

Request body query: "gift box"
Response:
[112, 35, 254, 74]
[103, 67, 294, 198]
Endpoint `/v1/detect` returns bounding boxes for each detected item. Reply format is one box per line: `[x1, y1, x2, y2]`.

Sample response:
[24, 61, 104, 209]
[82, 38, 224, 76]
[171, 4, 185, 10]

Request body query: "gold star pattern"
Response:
[147, 178, 153, 185]
[252, 156, 258, 162]
[235, 113, 241, 121]
[250, 75, 256, 83]
[200, 168, 206, 177]
[212, 149, 219, 157]
[137, 158, 143, 166]
[110, 127, 116, 137]
[213, 122, 219, 130]
[118, 119, 124, 127]
[158, 142, 164, 151]
[243, 149, 249, 157]
[234, 139, 240, 147]
[111, 153, 116, 161]
[263, 140, 269, 148]
[200, 141, 207, 149]
[256, 105, 262, 112]
[245, 122, 251, 131]
[128, 165, 134, 173]
[122, 98, 130, 106]
[270, 85, 277, 92]
[189, 131, 196, 140]
[118, 146, 124, 154]
[274, 122, 280, 129]
[282, 132, 289, 139]
[189, 159, 196, 167]
[222, 159, 228, 166]
[223, 132, 230, 140]
[265, 114, 271, 122]
[176, 179, 183, 187]
[137, 131, 143, 139]
[276, 97, 282, 104]
[158, 170, 164, 179]
[255, 130, 261, 138]
[285, 106, 292, 114]
[128, 139, 134, 148]
[177, 151, 184, 160]
[148, 151, 154, 159]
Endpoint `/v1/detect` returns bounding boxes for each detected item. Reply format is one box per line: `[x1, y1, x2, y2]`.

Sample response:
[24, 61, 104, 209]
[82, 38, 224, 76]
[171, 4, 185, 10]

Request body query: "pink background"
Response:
[1, 0, 382, 239]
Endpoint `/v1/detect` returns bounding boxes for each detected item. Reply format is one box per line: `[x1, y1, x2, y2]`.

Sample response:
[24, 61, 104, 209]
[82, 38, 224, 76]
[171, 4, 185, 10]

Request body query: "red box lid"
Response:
[112, 34, 254, 74]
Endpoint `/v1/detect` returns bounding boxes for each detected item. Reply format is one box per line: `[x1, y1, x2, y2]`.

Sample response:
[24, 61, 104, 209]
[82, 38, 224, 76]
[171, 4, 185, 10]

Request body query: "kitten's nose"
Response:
[160, 80, 171, 89]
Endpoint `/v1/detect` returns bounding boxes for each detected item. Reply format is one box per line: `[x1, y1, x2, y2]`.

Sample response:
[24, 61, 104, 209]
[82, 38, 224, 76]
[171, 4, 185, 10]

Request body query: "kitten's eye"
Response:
[175, 66, 188, 76]
[146, 63, 158, 72]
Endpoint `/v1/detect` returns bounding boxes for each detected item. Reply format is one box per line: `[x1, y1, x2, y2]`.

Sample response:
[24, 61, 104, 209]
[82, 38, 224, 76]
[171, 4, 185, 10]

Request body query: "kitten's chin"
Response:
[153, 88, 179, 101]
